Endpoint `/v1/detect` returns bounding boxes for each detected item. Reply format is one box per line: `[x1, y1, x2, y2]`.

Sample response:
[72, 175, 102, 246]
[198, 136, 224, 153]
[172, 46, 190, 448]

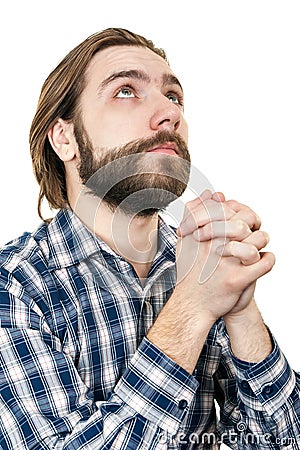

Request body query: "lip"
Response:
[146, 142, 179, 156]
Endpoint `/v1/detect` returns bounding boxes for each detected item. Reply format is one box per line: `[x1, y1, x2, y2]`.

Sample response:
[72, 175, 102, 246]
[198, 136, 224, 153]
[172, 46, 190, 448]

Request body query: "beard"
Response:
[74, 118, 191, 217]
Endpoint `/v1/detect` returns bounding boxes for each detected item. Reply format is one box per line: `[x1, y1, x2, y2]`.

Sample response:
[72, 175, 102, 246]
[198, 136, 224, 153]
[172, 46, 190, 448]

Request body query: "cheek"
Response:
[88, 111, 150, 149]
[178, 117, 189, 142]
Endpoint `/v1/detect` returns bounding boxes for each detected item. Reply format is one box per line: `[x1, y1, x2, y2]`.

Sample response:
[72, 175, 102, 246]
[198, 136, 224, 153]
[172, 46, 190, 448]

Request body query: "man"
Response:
[0, 28, 298, 449]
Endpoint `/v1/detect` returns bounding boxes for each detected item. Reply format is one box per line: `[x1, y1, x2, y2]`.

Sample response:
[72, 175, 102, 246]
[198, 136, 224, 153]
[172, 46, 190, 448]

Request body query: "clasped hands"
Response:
[175, 190, 275, 322]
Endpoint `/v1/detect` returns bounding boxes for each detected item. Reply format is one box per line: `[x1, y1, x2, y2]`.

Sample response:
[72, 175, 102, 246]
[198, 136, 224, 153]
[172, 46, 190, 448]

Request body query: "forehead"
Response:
[85, 45, 173, 83]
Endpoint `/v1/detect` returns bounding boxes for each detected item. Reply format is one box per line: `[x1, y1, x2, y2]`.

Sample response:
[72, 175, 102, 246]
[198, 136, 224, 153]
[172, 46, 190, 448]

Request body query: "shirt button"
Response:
[241, 380, 249, 390]
[262, 385, 274, 396]
[178, 399, 188, 410]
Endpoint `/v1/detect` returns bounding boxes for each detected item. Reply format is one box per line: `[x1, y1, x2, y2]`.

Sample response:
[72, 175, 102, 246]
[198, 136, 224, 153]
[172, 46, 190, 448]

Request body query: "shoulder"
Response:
[0, 221, 53, 328]
[0, 221, 49, 275]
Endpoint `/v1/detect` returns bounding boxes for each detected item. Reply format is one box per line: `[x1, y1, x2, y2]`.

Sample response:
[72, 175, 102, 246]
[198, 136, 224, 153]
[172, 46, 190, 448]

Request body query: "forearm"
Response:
[224, 299, 272, 362]
[147, 284, 215, 374]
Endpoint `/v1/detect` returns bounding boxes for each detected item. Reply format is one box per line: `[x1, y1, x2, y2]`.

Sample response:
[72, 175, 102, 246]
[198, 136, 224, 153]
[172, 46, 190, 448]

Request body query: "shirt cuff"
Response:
[114, 337, 199, 436]
[232, 335, 296, 415]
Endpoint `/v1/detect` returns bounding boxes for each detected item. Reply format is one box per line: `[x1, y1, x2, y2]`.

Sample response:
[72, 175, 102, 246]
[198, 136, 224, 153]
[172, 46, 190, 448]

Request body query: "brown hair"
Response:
[29, 28, 168, 221]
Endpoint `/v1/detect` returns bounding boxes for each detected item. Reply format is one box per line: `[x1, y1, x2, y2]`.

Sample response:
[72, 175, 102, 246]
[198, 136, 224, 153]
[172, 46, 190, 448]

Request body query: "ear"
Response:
[48, 119, 78, 162]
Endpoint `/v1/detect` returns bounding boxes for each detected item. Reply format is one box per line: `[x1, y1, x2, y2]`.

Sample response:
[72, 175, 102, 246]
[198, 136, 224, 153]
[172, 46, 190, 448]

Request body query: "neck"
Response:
[72, 187, 159, 281]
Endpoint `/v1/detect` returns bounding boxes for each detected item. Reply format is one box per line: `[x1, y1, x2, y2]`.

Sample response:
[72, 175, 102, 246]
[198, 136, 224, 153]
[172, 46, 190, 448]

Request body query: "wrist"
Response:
[224, 298, 258, 325]
[147, 287, 216, 374]
[224, 300, 272, 363]
[172, 283, 218, 326]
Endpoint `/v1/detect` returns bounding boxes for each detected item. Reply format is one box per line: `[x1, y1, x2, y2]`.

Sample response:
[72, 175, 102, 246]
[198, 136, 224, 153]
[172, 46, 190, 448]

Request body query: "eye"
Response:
[166, 92, 184, 106]
[115, 86, 135, 98]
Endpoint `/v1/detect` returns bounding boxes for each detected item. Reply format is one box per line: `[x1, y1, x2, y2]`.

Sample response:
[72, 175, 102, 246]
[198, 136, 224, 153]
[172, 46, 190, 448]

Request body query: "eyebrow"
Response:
[97, 69, 183, 95]
[161, 73, 183, 92]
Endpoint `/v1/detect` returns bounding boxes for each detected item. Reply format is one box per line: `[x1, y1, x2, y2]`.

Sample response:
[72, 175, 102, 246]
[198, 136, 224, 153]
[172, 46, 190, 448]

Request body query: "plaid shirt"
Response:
[0, 208, 299, 449]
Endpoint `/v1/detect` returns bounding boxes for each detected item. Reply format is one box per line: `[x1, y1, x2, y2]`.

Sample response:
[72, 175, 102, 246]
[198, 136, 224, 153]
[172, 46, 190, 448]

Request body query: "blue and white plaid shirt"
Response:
[0, 208, 299, 449]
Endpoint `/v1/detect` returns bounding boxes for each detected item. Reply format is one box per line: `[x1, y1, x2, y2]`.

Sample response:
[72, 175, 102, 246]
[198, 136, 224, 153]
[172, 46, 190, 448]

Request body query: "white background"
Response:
[0, 1, 299, 447]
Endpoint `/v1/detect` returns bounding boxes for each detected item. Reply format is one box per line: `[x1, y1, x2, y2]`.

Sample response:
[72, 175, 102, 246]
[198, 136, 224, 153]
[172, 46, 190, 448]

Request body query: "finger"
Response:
[180, 191, 225, 232]
[179, 201, 236, 237]
[216, 241, 261, 265]
[200, 189, 214, 202]
[185, 191, 225, 219]
[187, 190, 213, 212]
[182, 189, 224, 217]
[221, 252, 275, 290]
[242, 230, 270, 250]
[226, 200, 261, 231]
[212, 191, 226, 202]
[193, 219, 252, 242]
[179, 190, 213, 225]
[242, 251, 276, 279]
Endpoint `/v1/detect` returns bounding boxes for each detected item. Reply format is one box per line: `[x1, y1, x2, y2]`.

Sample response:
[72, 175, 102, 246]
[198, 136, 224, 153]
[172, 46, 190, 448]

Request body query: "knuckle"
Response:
[222, 204, 234, 220]
[248, 244, 259, 260]
[235, 219, 249, 237]
[203, 199, 214, 211]
[248, 210, 256, 224]
[227, 241, 237, 255]
[198, 223, 212, 240]
[195, 208, 209, 225]
[224, 273, 236, 290]
[186, 199, 197, 210]
[226, 199, 240, 211]
[226, 273, 243, 291]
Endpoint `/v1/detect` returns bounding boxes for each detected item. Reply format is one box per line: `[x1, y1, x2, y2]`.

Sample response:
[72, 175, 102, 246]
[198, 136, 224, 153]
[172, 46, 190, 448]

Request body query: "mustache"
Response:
[96, 130, 189, 160]
[88, 131, 190, 165]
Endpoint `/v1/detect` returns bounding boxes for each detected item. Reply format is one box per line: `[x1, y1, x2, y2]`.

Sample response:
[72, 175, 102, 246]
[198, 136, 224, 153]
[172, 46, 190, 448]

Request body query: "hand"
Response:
[176, 234, 274, 323]
[177, 189, 267, 277]
[175, 191, 275, 321]
[178, 190, 261, 242]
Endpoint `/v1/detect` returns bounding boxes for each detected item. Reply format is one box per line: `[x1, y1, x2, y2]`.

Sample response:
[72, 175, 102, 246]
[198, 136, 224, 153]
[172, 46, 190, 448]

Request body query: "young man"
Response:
[0, 28, 298, 449]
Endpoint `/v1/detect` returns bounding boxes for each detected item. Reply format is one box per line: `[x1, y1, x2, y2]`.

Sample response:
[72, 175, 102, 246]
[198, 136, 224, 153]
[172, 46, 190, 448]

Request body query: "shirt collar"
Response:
[47, 208, 177, 271]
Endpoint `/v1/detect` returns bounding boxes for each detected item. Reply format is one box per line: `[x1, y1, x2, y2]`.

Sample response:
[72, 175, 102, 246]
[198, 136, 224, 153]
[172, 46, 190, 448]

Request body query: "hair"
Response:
[29, 28, 168, 221]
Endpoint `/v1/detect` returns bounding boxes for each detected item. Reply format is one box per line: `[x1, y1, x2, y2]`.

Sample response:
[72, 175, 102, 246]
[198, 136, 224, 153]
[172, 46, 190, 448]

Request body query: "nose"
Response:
[150, 95, 182, 132]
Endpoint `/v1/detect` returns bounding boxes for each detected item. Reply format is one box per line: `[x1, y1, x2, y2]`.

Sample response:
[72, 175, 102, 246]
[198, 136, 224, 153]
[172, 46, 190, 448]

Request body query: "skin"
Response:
[48, 45, 275, 373]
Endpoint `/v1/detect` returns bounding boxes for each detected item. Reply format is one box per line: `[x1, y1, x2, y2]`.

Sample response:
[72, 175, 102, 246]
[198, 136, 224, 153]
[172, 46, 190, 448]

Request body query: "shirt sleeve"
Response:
[214, 322, 300, 449]
[232, 334, 300, 448]
[0, 285, 198, 450]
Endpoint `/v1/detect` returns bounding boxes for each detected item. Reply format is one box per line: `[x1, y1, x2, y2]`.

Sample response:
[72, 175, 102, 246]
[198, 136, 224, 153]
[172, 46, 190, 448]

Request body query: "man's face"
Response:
[74, 45, 190, 216]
